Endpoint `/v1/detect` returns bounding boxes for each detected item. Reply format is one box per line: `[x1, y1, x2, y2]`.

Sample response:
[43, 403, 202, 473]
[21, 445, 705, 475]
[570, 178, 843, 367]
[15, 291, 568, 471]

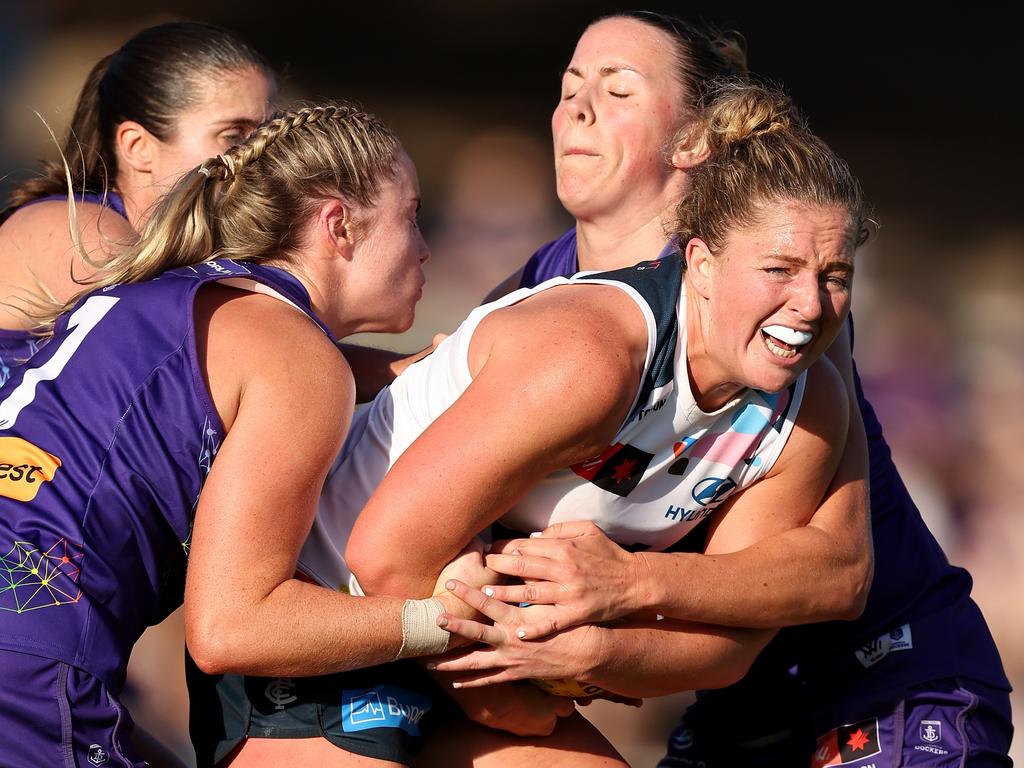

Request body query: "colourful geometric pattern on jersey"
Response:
[520, 228, 1010, 719]
[303, 254, 806, 589]
[0, 259, 328, 691]
[0, 191, 128, 377]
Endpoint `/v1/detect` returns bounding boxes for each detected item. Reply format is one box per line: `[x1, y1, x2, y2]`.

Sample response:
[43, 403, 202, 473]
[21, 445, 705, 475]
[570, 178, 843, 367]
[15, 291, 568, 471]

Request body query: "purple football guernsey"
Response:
[0, 258, 329, 693]
[519, 230, 1010, 703]
[0, 192, 128, 381]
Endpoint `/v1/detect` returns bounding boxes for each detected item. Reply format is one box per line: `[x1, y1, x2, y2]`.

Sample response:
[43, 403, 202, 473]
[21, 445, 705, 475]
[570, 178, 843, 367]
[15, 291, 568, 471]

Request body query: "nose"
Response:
[789, 272, 824, 321]
[563, 85, 595, 127]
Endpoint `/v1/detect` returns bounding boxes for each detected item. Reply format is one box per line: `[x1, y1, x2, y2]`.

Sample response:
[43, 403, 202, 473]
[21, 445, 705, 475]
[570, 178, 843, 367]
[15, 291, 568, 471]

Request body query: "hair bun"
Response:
[705, 82, 798, 148]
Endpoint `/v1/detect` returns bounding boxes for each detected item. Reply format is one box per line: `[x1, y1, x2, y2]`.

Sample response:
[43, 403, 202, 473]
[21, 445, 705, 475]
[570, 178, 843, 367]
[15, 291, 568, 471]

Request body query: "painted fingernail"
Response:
[452, 682, 463, 689]
[483, 587, 494, 597]
[425, 662, 437, 670]
[438, 616, 449, 628]
[517, 629, 526, 639]
[530, 531, 543, 538]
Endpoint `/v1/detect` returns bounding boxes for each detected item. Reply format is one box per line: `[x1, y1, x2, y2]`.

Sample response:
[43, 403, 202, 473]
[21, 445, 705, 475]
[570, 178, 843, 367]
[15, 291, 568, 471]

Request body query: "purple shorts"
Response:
[0, 649, 144, 768]
[660, 677, 1012, 767]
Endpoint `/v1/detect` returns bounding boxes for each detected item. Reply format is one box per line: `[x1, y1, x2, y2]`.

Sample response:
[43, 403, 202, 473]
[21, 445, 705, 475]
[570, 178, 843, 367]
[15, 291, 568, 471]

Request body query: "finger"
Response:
[479, 582, 562, 606]
[485, 552, 564, 581]
[431, 648, 505, 673]
[444, 579, 518, 623]
[451, 670, 520, 689]
[437, 613, 507, 646]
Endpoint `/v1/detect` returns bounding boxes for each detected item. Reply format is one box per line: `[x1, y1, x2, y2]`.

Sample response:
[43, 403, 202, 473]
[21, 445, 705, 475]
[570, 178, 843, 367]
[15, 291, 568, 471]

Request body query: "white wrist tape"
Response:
[398, 598, 449, 658]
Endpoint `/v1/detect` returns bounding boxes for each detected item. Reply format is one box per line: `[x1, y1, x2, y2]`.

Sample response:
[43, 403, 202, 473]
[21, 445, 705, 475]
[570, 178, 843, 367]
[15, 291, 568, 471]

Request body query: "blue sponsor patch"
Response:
[341, 686, 432, 736]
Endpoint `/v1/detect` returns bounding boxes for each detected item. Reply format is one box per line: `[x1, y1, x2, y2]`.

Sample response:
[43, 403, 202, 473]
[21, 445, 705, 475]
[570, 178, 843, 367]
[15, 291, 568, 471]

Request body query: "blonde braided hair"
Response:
[32, 101, 402, 332]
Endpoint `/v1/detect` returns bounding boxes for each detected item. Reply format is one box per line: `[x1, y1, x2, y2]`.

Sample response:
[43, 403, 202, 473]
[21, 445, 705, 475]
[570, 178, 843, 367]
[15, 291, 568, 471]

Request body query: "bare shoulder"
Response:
[477, 282, 648, 395]
[0, 200, 136, 312]
[195, 283, 354, 436]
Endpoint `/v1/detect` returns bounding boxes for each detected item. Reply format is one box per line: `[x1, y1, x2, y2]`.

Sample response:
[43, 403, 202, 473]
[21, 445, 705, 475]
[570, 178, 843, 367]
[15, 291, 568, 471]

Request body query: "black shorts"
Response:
[187, 654, 458, 766]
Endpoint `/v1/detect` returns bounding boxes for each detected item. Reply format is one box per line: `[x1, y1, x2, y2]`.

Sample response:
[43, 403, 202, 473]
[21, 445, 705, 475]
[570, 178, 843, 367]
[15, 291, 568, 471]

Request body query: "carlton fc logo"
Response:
[691, 476, 737, 506]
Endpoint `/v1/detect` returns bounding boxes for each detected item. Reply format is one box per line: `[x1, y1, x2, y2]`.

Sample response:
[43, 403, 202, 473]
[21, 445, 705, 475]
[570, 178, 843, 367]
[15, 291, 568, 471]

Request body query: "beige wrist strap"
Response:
[398, 598, 449, 658]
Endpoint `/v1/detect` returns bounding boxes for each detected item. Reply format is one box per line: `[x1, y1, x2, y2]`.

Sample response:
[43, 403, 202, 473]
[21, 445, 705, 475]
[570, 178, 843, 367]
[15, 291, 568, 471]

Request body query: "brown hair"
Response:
[2, 21, 274, 221]
[676, 82, 869, 252]
[31, 102, 402, 332]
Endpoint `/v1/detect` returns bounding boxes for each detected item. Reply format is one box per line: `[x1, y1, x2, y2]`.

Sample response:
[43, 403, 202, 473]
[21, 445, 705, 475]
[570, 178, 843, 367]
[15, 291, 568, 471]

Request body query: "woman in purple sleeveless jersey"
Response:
[0, 22, 275, 377]
[447, 11, 1012, 766]
[0, 102, 456, 767]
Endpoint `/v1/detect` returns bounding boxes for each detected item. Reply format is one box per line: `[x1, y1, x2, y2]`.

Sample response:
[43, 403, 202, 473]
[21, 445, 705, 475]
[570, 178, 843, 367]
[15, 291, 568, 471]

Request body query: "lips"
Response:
[760, 324, 814, 359]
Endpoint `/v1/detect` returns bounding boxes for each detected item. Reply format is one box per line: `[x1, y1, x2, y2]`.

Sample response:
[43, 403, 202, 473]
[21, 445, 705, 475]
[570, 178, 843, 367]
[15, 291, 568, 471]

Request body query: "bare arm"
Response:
[483, 326, 871, 632]
[433, 356, 854, 695]
[345, 284, 648, 598]
[184, 287, 470, 675]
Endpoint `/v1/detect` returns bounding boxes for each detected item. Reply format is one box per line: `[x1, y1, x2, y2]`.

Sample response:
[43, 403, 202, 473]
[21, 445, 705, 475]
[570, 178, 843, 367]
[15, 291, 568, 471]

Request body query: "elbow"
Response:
[186, 615, 235, 675]
[346, 541, 410, 597]
[832, 549, 874, 621]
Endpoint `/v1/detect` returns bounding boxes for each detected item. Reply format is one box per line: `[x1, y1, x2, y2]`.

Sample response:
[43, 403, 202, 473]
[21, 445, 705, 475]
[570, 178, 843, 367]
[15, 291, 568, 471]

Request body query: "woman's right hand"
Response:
[481, 521, 643, 638]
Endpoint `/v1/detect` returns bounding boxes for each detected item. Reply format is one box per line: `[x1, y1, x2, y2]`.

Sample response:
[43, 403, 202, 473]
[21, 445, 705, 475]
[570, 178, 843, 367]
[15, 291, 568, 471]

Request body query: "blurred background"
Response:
[2, 2, 1020, 764]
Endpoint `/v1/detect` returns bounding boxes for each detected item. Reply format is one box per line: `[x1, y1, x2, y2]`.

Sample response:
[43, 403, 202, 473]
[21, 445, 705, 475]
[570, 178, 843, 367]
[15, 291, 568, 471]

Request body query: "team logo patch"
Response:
[920, 719, 942, 743]
[264, 678, 298, 710]
[571, 443, 654, 497]
[0, 437, 61, 502]
[811, 717, 881, 767]
[87, 744, 108, 765]
[340, 686, 432, 736]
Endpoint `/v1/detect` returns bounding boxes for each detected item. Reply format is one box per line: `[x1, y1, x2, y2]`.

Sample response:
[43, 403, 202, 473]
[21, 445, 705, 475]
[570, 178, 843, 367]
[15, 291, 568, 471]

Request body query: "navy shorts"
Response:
[0, 649, 144, 768]
[187, 654, 458, 766]
[659, 677, 1013, 767]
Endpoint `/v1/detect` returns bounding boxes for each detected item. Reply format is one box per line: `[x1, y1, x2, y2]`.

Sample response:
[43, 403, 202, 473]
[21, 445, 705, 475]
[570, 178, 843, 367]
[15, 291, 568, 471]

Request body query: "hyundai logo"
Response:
[691, 477, 737, 505]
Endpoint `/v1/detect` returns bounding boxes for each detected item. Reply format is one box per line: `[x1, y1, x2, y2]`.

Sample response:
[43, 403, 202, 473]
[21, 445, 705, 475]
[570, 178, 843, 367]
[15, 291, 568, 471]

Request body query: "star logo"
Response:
[611, 458, 636, 484]
[846, 728, 870, 751]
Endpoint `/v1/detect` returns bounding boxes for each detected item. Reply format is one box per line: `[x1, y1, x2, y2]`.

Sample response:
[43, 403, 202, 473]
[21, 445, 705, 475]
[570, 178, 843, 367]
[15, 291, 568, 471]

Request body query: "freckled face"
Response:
[551, 17, 688, 221]
[148, 66, 274, 187]
[688, 201, 856, 400]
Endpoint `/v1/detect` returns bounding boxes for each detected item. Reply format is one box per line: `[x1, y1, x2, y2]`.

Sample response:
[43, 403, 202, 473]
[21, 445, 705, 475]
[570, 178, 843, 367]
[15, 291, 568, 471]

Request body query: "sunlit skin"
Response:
[552, 17, 689, 256]
[119, 66, 275, 227]
[339, 151, 430, 335]
[685, 200, 857, 410]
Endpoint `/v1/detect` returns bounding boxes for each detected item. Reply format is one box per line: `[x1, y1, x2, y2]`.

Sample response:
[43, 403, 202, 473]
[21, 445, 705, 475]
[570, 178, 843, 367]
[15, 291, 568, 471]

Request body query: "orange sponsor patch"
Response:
[0, 436, 62, 502]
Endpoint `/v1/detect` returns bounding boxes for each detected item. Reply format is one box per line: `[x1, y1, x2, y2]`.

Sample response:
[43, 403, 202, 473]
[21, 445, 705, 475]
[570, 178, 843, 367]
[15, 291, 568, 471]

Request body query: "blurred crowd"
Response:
[2, 6, 1020, 765]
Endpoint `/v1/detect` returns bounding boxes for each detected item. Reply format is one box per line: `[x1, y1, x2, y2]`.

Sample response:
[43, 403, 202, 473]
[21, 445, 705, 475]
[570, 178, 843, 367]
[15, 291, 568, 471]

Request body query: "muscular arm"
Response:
[486, 323, 871, 631]
[435, 355, 855, 694]
[345, 284, 648, 598]
[184, 287, 451, 676]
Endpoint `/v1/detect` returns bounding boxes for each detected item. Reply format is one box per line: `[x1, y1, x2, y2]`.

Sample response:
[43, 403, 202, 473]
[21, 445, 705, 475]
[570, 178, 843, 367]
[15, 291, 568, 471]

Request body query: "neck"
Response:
[683, 281, 744, 412]
[573, 176, 684, 272]
[575, 214, 672, 273]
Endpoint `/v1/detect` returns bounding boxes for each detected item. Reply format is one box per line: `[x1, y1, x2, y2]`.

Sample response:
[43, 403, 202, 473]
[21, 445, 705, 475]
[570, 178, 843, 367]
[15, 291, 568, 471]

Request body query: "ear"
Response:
[684, 237, 714, 299]
[670, 126, 710, 171]
[320, 198, 356, 260]
[115, 120, 157, 174]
